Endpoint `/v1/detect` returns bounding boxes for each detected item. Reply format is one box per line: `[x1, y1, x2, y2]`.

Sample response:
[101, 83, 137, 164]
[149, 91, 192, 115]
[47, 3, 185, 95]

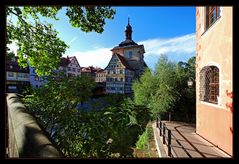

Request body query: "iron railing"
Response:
[156, 118, 173, 157]
[156, 115, 192, 158]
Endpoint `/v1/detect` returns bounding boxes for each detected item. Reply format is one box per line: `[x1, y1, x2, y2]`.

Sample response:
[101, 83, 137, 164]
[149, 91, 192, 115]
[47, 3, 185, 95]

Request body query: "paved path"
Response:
[152, 121, 231, 158]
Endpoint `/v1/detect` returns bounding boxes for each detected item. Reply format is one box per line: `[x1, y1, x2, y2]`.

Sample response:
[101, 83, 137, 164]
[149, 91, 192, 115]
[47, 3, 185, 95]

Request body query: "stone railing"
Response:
[6, 93, 64, 158]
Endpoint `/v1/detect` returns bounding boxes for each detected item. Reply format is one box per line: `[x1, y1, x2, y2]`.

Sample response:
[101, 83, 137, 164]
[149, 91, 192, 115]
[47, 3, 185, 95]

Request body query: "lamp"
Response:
[187, 78, 194, 87]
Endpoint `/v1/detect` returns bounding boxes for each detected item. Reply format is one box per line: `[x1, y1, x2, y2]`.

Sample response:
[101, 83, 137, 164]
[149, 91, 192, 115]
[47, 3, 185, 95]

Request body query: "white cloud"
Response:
[65, 33, 196, 70]
[68, 36, 78, 45]
[138, 33, 196, 56]
[6, 33, 195, 70]
[66, 48, 112, 69]
[7, 42, 18, 54]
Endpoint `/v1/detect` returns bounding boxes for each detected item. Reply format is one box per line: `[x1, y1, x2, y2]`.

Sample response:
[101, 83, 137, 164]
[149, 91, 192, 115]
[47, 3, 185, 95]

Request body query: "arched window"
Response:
[199, 66, 219, 104]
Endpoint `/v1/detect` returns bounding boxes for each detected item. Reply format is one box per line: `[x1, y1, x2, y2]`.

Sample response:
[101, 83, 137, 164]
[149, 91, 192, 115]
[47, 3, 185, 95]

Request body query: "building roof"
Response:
[81, 66, 102, 73]
[60, 56, 80, 68]
[95, 69, 105, 74]
[6, 57, 29, 73]
[60, 57, 70, 67]
[112, 44, 145, 52]
[115, 53, 134, 70]
[118, 39, 138, 47]
[143, 61, 148, 68]
[68, 56, 81, 68]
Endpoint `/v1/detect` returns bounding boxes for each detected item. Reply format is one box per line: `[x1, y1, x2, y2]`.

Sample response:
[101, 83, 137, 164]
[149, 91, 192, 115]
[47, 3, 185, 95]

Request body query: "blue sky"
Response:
[8, 6, 196, 71]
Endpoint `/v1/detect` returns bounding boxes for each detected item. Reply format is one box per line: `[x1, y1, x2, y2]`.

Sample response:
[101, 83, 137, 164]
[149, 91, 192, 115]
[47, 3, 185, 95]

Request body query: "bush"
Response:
[135, 130, 147, 149]
[135, 123, 153, 150]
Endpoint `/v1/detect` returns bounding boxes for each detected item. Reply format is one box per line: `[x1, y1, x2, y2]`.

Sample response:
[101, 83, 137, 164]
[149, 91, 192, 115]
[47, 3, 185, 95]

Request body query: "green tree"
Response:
[133, 55, 180, 118]
[97, 98, 151, 157]
[132, 68, 155, 106]
[7, 6, 115, 76]
[23, 71, 96, 140]
[132, 55, 196, 121]
[6, 51, 15, 61]
[150, 55, 180, 116]
[173, 56, 196, 122]
[23, 80, 150, 157]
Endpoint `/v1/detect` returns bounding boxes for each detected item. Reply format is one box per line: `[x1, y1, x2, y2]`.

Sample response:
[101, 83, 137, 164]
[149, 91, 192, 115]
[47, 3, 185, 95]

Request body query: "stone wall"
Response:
[7, 93, 64, 158]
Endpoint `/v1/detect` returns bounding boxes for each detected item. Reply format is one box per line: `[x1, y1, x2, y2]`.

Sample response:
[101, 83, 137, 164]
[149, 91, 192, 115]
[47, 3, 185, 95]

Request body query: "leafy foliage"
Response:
[135, 130, 147, 149]
[133, 55, 196, 120]
[22, 74, 151, 158]
[135, 123, 153, 150]
[23, 71, 96, 138]
[6, 51, 15, 61]
[103, 99, 151, 157]
[7, 6, 115, 76]
[150, 55, 180, 116]
[173, 56, 196, 122]
[133, 68, 155, 106]
[66, 6, 115, 33]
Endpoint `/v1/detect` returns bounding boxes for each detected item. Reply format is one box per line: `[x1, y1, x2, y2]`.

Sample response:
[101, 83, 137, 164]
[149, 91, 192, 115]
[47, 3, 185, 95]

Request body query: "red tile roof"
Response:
[60, 56, 80, 68]
[81, 66, 102, 73]
[60, 57, 70, 67]
[96, 69, 105, 73]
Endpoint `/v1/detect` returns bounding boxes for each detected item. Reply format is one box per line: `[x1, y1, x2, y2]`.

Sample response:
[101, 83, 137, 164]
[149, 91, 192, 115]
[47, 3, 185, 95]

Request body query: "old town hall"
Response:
[105, 19, 147, 94]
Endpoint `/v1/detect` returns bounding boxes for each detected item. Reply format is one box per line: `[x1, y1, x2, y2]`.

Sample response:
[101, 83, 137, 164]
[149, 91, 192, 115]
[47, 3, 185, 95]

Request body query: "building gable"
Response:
[105, 53, 134, 71]
[69, 56, 80, 68]
[105, 54, 123, 70]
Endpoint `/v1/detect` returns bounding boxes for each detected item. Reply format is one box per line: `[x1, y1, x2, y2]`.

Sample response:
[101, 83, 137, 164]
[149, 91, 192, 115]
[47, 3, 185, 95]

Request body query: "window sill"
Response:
[200, 101, 221, 108]
[201, 16, 222, 37]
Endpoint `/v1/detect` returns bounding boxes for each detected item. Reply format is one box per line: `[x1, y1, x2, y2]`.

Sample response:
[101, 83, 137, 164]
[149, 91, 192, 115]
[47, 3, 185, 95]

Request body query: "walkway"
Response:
[152, 121, 231, 158]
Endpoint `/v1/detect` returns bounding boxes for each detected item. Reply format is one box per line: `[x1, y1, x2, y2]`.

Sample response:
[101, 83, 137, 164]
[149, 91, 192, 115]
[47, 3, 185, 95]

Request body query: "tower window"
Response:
[128, 51, 133, 58]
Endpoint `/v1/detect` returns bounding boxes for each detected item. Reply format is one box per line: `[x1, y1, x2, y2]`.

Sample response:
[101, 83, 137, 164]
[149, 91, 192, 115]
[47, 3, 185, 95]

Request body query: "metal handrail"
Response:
[160, 122, 173, 157]
[157, 115, 192, 158]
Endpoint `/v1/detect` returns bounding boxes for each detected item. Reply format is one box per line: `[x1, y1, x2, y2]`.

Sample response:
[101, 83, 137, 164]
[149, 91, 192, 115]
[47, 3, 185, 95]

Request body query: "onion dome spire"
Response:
[125, 17, 132, 40]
